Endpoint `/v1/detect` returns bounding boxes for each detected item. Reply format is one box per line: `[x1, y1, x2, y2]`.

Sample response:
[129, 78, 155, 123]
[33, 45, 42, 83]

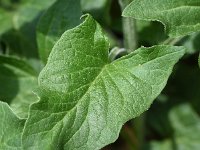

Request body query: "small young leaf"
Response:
[22, 15, 185, 149]
[122, 0, 200, 37]
[0, 102, 25, 149]
[0, 56, 38, 118]
[37, 0, 82, 63]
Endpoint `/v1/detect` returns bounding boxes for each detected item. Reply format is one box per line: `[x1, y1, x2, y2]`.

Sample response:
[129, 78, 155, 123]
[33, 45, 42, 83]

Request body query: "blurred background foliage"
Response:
[0, 0, 200, 149]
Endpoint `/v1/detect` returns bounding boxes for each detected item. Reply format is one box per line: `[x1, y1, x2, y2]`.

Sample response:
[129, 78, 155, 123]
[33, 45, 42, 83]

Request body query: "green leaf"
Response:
[22, 15, 185, 149]
[81, 0, 112, 26]
[13, 0, 56, 29]
[81, 0, 107, 10]
[37, 0, 82, 63]
[122, 0, 200, 37]
[0, 9, 13, 35]
[149, 103, 200, 150]
[176, 32, 200, 54]
[0, 101, 25, 149]
[0, 55, 38, 118]
[1, 0, 56, 60]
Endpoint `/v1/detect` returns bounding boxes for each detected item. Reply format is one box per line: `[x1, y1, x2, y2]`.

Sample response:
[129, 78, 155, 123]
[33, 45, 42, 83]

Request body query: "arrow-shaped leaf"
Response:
[22, 15, 185, 149]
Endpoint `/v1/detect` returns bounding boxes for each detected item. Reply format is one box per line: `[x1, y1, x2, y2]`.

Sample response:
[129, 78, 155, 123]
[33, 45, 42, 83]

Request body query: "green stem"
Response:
[162, 37, 183, 45]
[119, 0, 138, 53]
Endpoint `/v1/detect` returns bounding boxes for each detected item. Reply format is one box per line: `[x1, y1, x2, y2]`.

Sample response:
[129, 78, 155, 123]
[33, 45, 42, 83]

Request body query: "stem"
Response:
[119, 0, 138, 53]
[109, 47, 127, 61]
[162, 37, 183, 45]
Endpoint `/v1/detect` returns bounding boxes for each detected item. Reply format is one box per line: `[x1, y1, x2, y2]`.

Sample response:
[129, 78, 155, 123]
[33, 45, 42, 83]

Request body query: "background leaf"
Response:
[0, 101, 25, 150]
[0, 55, 38, 118]
[81, 0, 111, 25]
[22, 15, 185, 149]
[122, 0, 200, 37]
[176, 32, 200, 54]
[0, 8, 13, 35]
[147, 103, 200, 150]
[37, 0, 82, 63]
[1, 0, 56, 70]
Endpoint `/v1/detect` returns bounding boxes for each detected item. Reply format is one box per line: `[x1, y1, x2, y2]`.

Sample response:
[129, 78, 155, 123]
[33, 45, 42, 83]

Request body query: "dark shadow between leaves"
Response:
[0, 65, 19, 104]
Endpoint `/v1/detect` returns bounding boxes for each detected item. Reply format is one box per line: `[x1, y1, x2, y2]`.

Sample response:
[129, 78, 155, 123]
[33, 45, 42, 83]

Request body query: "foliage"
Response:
[0, 0, 200, 149]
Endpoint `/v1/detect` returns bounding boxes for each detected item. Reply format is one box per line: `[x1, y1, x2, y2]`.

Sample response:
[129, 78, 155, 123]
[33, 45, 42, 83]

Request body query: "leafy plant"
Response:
[0, 0, 200, 149]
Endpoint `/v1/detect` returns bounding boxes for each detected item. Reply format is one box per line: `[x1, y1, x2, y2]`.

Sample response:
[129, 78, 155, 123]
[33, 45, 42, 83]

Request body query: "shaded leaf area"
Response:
[146, 103, 200, 150]
[136, 21, 167, 46]
[0, 8, 13, 35]
[145, 60, 200, 150]
[81, 0, 112, 26]
[22, 15, 184, 149]
[37, 0, 82, 63]
[0, 55, 38, 118]
[123, 0, 200, 37]
[176, 32, 200, 54]
[199, 54, 200, 67]
[0, 101, 25, 150]
[0, 0, 56, 68]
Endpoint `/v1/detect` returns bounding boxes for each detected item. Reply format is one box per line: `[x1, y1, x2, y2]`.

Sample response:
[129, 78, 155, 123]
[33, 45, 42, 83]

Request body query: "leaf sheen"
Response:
[22, 15, 185, 150]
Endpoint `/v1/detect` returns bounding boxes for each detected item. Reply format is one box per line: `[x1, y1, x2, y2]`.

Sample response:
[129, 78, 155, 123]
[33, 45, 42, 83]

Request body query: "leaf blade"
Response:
[22, 15, 185, 149]
[122, 0, 200, 37]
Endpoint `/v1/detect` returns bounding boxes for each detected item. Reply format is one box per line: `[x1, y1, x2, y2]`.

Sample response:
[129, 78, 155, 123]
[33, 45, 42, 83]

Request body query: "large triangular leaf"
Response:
[37, 0, 82, 63]
[22, 15, 185, 149]
[0, 102, 25, 149]
[0, 56, 38, 118]
[122, 0, 200, 37]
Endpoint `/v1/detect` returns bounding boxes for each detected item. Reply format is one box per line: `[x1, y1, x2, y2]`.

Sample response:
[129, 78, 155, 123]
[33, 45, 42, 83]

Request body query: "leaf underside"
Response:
[22, 15, 185, 150]
[123, 0, 200, 37]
